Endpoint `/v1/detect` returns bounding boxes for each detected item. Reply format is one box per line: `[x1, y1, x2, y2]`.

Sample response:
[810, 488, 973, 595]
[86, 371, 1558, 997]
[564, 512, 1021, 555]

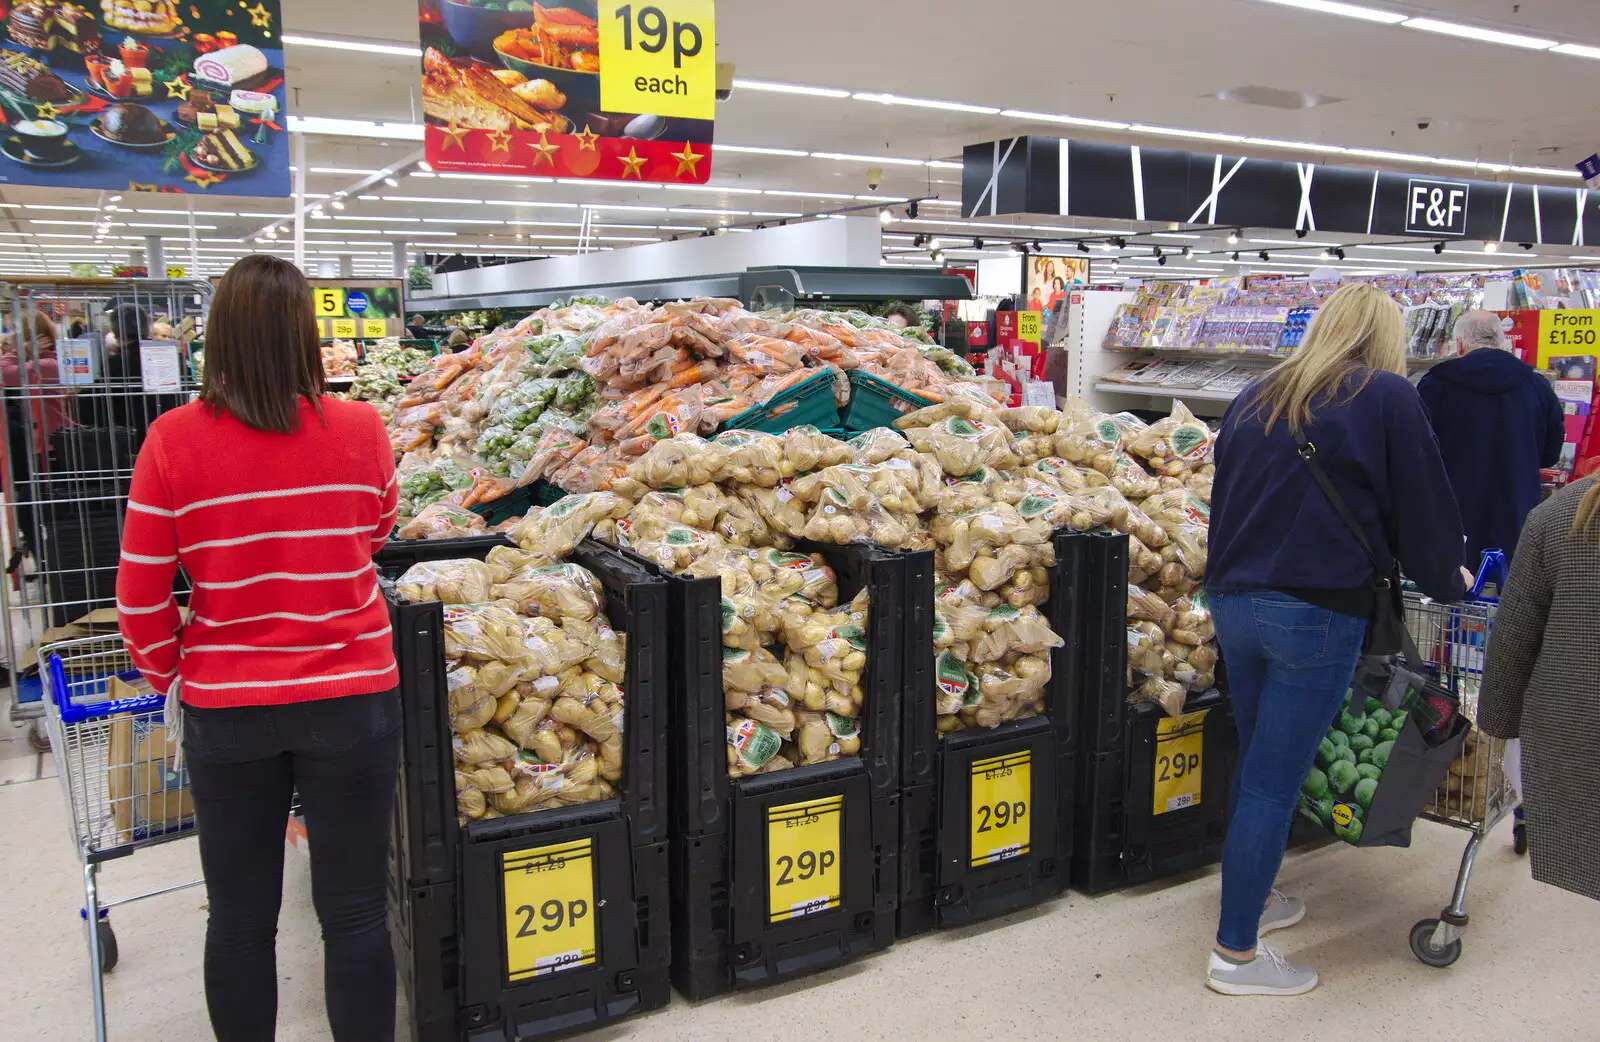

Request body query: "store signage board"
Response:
[766, 794, 842, 924]
[1153, 709, 1208, 816]
[962, 136, 1600, 247]
[418, 0, 714, 184]
[1023, 255, 1087, 313]
[1579, 153, 1600, 190]
[1537, 310, 1600, 369]
[309, 280, 403, 339]
[501, 838, 599, 982]
[969, 750, 1031, 868]
[0, 2, 289, 197]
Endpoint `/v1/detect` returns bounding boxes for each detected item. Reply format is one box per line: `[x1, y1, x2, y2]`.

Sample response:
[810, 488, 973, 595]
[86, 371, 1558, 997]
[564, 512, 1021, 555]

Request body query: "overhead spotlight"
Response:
[1483, 241, 1499, 253]
[928, 236, 942, 251]
[879, 208, 893, 225]
[108, 194, 122, 202]
[1181, 246, 1192, 259]
[973, 238, 984, 250]
[1320, 248, 1335, 260]
[1111, 259, 1121, 272]
[1334, 247, 1346, 261]
[1076, 241, 1090, 254]
[1112, 236, 1127, 249]
[931, 249, 944, 264]
[912, 234, 928, 248]
[1295, 228, 1308, 239]
[1152, 246, 1163, 259]
[331, 197, 346, 211]
[1012, 242, 1027, 255]
[1259, 250, 1270, 262]
[756, 223, 767, 230]
[1231, 251, 1240, 262]
[1031, 240, 1041, 253]
[1157, 255, 1168, 266]
[906, 200, 919, 219]
[1520, 243, 1534, 251]
[700, 228, 714, 238]
[417, 161, 433, 172]
[383, 176, 400, 187]
[779, 219, 789, 227]
[1434, 241, 1446, 254]
[1227, 229, 1240, 245]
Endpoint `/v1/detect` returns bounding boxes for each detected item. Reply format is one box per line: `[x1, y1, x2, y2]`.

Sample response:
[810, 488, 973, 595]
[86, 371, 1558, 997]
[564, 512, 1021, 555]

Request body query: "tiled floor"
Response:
[1, 769, 1595, 1041]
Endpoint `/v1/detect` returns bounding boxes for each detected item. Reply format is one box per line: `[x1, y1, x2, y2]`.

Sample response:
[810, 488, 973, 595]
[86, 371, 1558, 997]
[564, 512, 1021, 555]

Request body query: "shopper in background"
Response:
[116, 254, 400, 1042]
[1417, 310, 1564, 566]
[1205, 283, 1470, 996]
[3, 308, 67, 570]
[446, 328, 472, 352]
[405, 313, 427, 340]
[1478, 475, 1600, 901]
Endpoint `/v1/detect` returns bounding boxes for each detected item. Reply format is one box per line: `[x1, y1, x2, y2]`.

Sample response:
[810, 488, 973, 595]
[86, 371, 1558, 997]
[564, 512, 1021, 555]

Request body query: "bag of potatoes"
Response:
[784, 425, 853, 473]
[627, 432, 728, 489]
[847, 426, 912, 465]
[491, 561, 606, 621]
[1127, 400, 1213, 476]
[905, 416, 1020, 477]
[397, 558, 495, 605]
[509, 491, 626, 562]
[712, 429, 786, 486]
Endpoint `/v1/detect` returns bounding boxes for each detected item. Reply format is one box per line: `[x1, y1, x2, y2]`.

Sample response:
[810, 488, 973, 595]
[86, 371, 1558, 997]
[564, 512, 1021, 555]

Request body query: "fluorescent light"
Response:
[732, 79, 851, 98]
[421, 218, 507, 224]
[1552, 42, 1600, 59]
[1249, 237, 1342, 247]
[749, 211, 803, 218]
[1243, 137, 1347, 153]
[1000, 109, 1131, 130]
[811, 152, 927, 167]
[1250, 0, 1406, 23]
[926, 160, 963, 170]
[288, 115, 425, 141]
[1401, 18, 1556, 49]
[438, 172, 554, 184]
[309, 166, 382, 175]
[280, 33, 422, 57]
[1344, 147, 1449, 165]
[1510, 165, 1580, 179]
[668, 207, 750, 216]
[659, 183, 764, 195]
[481, 199, 581, 209]
[852, 93, 1001, 115]
[583, 203, 669, 213]
[332, 215, 419, 223]
[763, 189, 857, 200]
[381, 195, 486, 205]
[124, 222, 217, 230]
[23, 204, 99, 212]
[1129, 124, 1244, 144]
[557, 178, 661, 189]
[716, 143, 811, 157]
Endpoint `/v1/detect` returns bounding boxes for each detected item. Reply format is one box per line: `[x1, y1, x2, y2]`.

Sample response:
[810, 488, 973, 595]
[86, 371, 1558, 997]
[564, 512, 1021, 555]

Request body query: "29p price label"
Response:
[600, 0, 716, 121]
[969, 750, 1031, 868]
[501, 838, 598, 983]
[766, 794, 842, 924]
[1153, 709, 1209, 816]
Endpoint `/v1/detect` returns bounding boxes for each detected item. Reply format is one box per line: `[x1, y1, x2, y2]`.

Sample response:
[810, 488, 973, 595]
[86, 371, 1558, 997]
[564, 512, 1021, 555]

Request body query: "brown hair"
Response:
[23, 308, 55, 354]
[201, 254, 325, 433]
[1571, 478, 1600, 540]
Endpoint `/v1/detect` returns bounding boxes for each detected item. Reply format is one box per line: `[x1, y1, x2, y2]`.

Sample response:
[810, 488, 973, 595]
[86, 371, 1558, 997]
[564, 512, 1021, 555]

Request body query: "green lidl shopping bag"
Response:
[1297, 682, 1470, 848]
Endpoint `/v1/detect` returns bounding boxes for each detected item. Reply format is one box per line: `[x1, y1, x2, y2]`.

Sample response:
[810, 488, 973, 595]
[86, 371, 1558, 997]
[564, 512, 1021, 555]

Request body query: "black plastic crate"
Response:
[670, 766, 898, 1000]
[394, 823, 671, 1042]
[376, 534, 513, 578]
[1072, 690, 1236, 894]
[1062, 530, 1133, 756]
[639, 539, 907, 839]
[384, 538, 670, 889]
[895, 532, 1080, 936]
[614, 540, 906, 998]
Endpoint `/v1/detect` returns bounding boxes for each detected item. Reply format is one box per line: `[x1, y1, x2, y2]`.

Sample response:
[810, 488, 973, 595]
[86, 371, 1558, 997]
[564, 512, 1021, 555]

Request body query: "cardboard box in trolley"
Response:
[105, 674, 192, 841]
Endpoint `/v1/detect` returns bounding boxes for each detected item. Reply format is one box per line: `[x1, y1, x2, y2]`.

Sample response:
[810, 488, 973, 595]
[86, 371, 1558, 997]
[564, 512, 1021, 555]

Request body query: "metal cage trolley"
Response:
[0, 277, 209, 748]
[40, 632, 202, 1042]
[1401, 568, 1515, 969]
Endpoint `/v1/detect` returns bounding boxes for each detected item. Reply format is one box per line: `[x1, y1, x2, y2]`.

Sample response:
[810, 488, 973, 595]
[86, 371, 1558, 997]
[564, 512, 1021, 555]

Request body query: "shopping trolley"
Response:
[1400, 552, 1515, 968]
[40, 631, 202, 1042]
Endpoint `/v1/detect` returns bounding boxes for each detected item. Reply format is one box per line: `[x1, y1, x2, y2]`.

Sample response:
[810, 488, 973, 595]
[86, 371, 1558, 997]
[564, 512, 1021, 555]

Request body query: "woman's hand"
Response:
[1460, 566, 1475, 592]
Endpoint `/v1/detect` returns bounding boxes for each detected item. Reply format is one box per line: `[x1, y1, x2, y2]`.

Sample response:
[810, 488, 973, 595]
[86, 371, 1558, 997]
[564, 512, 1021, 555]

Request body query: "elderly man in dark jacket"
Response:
[1417, 310, 1565, 567]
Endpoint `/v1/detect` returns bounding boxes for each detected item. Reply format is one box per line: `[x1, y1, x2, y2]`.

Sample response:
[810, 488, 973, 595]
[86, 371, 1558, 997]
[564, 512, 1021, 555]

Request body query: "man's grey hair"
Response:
[1453, 310, 1509, 352]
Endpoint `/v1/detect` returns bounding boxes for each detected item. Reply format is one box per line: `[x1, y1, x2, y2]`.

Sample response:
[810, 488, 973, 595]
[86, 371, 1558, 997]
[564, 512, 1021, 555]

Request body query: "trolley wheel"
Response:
[1513, 822, 1528, 856]
[28, 725, 49, 754]
[1409, 918, 1460, 968]
[97, 920, 118, 972]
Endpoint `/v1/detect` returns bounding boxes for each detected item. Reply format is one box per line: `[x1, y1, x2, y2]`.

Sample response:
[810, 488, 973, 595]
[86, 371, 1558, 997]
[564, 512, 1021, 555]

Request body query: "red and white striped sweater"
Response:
[116, 397, 400, 708]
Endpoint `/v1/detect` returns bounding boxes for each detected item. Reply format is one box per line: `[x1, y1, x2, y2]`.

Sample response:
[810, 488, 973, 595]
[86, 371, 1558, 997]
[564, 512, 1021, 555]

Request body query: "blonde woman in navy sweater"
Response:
[117, 255, 400, 1041]
[1203, 283, 1470, 997]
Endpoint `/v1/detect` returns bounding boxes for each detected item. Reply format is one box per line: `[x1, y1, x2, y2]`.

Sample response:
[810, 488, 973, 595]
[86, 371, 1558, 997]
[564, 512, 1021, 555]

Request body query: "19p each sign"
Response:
[601, 1, 717, 121]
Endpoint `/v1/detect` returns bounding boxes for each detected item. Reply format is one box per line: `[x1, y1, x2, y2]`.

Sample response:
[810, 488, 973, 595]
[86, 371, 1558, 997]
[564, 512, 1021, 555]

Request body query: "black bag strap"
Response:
[1294, 437, 1391, 581]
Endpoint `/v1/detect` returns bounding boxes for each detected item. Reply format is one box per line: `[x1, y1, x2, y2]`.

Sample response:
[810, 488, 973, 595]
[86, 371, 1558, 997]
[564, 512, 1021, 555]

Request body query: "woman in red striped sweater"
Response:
[117, 255, 400, 1042]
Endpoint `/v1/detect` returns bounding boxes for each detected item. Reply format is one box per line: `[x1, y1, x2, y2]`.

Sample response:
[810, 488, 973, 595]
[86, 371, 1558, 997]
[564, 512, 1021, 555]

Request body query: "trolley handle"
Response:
[46, 655, 165, 725]
[1469, 549, 1508, 604]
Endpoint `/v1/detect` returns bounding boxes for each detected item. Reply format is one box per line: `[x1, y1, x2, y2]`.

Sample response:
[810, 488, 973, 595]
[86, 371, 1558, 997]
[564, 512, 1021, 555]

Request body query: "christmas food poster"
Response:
[0, 0, 288, 196]
[418, 0, 714, 184]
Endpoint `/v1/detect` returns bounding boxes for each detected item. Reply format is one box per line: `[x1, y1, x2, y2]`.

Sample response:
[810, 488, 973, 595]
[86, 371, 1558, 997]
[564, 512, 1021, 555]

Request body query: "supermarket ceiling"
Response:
[3, 0, 1599, 278]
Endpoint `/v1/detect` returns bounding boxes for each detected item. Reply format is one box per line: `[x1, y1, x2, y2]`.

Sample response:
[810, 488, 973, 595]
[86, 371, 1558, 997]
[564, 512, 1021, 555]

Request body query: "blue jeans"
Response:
[1211, 591, 1366, 952]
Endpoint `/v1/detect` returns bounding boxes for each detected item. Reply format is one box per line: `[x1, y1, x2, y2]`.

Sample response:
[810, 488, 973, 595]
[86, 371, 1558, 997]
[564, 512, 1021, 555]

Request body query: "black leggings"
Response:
[183, 689, 402, 1042]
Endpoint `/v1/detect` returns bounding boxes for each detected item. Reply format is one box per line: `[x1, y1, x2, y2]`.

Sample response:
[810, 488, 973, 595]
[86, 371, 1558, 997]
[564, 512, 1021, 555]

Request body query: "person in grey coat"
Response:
[1479, 476, 1600, 901]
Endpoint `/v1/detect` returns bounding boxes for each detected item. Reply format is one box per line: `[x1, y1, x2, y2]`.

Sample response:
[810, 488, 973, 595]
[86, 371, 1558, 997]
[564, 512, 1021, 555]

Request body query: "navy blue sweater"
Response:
[1416, 349, 1565, 566]
[1208, 369, 1468, 605]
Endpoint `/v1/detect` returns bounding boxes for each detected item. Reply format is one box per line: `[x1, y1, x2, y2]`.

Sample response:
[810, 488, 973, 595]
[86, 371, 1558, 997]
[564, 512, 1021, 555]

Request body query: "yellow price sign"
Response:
[1016, 311, 1042, 343]
[165, 265, 186, 279]
[502, 837, 598, 982]
[330, 317, 358, 338]
[313, 287, 347, 317]
[969, 749, 1031, 868]
[1537, 310, 1600, 368]
[362, 318, 389, 339]
[1153, 709, 1208, 815]
[600, 0, 717, 121]
[766, 794, 842, 924]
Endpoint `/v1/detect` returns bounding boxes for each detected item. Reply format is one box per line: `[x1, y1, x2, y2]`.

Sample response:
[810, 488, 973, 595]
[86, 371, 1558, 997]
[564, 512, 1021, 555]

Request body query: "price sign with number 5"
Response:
[600, 0, 716, 120]
[313, 287, 346, 317]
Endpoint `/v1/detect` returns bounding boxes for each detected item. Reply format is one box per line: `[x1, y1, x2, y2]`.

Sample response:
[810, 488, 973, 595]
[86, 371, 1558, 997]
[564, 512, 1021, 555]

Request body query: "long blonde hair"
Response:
[1251, 282, 1407, 436]
[1572, 478, 1600, 539]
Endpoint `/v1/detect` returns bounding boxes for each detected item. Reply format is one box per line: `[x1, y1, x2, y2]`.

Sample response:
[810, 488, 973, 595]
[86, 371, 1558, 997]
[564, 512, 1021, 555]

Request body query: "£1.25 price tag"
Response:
[766, 794, 842, 924]
[969, 749, 1031, 867]
[1153, 709, 1209, 815]
[502, 837, 598, 983]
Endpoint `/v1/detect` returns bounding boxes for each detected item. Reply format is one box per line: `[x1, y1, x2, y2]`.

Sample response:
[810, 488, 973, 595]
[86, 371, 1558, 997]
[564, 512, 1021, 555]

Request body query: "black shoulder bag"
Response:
[1294, 437, 1472, 848]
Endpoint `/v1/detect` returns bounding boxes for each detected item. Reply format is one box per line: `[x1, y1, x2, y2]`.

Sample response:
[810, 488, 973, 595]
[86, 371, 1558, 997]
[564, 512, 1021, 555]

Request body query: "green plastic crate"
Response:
[841, 370, 932, 431]
[717, 368, 842, 434]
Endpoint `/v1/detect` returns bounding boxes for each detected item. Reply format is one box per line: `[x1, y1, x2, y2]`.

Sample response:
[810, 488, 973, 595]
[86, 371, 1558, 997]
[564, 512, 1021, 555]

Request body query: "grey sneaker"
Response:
[1259, 889, 1305, 936]
[1206, 944, 1318, 996]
